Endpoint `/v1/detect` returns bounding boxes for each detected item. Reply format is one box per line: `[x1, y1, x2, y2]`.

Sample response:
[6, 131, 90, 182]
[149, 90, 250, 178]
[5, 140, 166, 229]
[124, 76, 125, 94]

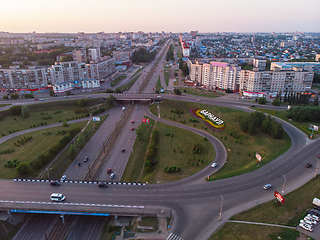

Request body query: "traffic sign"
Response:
[274, 191, 285, 204]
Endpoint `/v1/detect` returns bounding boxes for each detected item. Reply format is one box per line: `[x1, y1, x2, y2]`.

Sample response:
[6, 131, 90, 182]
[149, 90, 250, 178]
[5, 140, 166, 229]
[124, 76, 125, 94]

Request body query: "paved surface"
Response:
[228, 220, 296, 229]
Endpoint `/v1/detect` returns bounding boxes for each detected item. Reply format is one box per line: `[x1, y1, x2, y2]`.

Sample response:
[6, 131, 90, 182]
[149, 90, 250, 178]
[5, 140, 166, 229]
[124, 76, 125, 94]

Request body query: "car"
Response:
[84, 156, 88, 162]
[263, 184, 272, 190]
[50, 193, 65, 202]
[196, 99, 200, 102]
[318, 153, 320, 158]
[60, 175, 67, 181]
[87, 96, 91, 98]
[64, 96, 68, 98]
[301, 219, 316, 226]
[132, 120, 134, 123]
[97, 182, 108, 188]
[307, 210, 320, 217]
[107, 168, 112, 174]
[76, 162, 81, 168]
[131, 127, 134, 131]
[40, 99, 44, 101]
[50, 180, 60, 186]
[34, 98, 38, 101]
[314, 205, 320, 211]
[251, 105, 255, 107]
[122, 149, 125, 153]
[110, 173, 116, 179]
[307, 214, 320, 221]
[299, 222, 313, 232]
[312, 208, 320, 214]
[306, 163, 312, 168]
[211, 163, 217, 168]
[135, 107, 138, 110]
[304, 217, 317, 225]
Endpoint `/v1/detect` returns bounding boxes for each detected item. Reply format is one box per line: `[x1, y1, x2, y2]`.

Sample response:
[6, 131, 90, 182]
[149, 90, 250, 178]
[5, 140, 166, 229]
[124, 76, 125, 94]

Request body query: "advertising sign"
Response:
[255, 152, 262, 162]
[142, 118, 149, 123]
[93, 117, 100, 122]
[274, 191, 285, 204]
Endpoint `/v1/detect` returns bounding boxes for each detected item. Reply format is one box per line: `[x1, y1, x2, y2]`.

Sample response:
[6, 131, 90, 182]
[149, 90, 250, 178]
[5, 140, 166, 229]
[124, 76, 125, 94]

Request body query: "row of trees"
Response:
[178, 59, 189, 76]
[166, 44, 174, 61]
[9, 105, 30, 119]
[144, 129, 158, 171]
[286, 106, 320, 122]
[131, 48, 156, 63]
[238, 111, 284, 139]
[273, 90, 316, 106]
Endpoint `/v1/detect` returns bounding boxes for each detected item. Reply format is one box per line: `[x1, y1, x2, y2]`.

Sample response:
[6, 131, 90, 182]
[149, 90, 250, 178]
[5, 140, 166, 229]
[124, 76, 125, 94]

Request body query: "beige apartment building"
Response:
[239, 67, 313, 93]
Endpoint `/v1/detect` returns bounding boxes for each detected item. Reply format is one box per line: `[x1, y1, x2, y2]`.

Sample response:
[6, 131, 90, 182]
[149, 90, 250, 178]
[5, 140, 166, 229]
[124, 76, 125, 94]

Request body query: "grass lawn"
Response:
[173, 79, 179, 86]
[178, 87, 225, 98]
[163, 66, 171, 69]
[257, 108, 320, 138]
[149, 100, 291, 180]
[121, 118, 155, 182]
[48, 115, 108, 180]
[98, 218, 122, 240]
[0, 104, 11, 107]
[164, 69, 170, 79]
[209, 175, 320, 240]
[0, 216, 27, 240]
[110, 75, 126, 87]
[177, 46, 182, 59]
[0, 122, 86, 179]
[116, 74, 141, 92]
[0, 99, 103, 137]
[165, 78, 169, 86]
[140, 121, 215, 184]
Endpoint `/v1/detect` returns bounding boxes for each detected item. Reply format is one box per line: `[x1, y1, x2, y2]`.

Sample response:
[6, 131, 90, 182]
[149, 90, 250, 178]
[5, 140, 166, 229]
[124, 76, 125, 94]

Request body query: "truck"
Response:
[313, 198, 320, 207]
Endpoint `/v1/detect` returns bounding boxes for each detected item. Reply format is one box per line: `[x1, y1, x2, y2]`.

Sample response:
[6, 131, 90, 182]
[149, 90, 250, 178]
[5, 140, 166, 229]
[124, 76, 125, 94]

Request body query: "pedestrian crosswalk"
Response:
[167, 232, 183, 240]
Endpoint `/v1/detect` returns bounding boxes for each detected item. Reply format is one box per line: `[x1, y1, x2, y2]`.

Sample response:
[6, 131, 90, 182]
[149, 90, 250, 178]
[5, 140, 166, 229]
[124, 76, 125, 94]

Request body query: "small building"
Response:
[81, 79, 100, 89]
[53, 82, 73, 93]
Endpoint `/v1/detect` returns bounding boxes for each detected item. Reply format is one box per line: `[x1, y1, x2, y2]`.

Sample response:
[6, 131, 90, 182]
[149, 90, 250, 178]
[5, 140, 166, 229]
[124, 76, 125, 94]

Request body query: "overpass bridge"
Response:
[113, 93, 163, 101]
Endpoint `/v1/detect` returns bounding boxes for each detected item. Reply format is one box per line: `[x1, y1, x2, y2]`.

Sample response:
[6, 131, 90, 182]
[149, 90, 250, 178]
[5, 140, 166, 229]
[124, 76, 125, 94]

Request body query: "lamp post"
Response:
[314, 158, 320, 179]
[219, 193, 223, 221]
[281, 173, 286, 194]
[46, 168, 52, 180]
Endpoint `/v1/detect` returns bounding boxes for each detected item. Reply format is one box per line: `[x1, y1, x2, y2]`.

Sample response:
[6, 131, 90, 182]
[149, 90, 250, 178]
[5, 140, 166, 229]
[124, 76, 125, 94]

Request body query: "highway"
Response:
[1, 39, 319, 240]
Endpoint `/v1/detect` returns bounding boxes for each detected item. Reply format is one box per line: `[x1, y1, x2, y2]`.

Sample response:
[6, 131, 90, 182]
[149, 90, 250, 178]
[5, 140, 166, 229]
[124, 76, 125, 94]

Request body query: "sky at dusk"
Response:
[1, 0, 320, 33]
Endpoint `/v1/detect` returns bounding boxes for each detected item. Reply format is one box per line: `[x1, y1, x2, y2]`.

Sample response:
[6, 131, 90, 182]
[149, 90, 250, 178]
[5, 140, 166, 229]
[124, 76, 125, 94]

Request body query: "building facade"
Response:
[270, 62, 320, 74]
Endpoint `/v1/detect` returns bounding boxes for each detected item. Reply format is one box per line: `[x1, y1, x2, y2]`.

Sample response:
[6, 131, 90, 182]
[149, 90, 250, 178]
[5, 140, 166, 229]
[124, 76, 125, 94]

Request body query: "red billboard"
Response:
[142, 118, 149, 123]
[274, 191, 285, 204]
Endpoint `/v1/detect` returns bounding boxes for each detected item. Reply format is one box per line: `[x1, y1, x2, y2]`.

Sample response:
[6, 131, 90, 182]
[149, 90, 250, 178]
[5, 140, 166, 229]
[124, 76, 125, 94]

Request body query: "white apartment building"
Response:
[239, 68, 313, 93]
[188, 60, 241, 91]
[88, 58, 115, 80]
[88, 48, 101, 61]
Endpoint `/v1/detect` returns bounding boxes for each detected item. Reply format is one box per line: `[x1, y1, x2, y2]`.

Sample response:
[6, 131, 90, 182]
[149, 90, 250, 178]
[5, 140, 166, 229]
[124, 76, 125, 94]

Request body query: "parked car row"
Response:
[299, 209, 320, 232]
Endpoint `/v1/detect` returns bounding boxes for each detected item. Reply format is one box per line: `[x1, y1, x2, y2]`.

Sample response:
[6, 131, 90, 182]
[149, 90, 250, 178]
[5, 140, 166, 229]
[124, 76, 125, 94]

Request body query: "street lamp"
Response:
[314, 158, 320, 179]
[46, 167, 52, 180]
[281, 173, 286, 194]
[219, 193, 223, 221]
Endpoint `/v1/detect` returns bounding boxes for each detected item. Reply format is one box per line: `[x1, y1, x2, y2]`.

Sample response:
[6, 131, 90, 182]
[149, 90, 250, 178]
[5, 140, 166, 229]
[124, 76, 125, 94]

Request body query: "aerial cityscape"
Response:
[0, 1, 320, 240]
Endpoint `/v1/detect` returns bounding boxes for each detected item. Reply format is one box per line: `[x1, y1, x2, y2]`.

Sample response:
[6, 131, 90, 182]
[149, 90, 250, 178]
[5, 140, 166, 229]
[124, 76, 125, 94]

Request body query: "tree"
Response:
[258, 97, 267, 105]
[314, 95, 319, 106]
[16, 162, 31, 175]
[49, 88, 55, 97]
[179, 59, 184, 70]
[182, 63, 189, 76]
[77, 98, 88, 107]
[77, 134, 85, 148]
[63, 120, 68, 127]
[60, 55, 73, 62]
[106, 95, 115, 106]
[3, 95, 8, 100]
[10, 93, 19, 100]
[272, 97, 281, 106]
[68, 144, 76, 159]
[174, 88, 181, 95]
[66, 90, 71, 96]
[9, 105, 22, 115]
[21, 106, 30, 119]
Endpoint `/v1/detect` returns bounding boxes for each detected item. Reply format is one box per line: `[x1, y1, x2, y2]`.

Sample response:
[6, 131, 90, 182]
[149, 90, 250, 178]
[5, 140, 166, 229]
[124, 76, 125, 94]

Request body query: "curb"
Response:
[13, 179, 147, 185]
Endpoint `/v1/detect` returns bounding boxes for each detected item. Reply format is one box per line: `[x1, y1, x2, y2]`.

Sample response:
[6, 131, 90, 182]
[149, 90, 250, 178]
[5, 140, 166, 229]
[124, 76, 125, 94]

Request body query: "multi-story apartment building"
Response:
[88, 48, 101, 61]
[253, 58, 267, 70]
[50, 61, 88, 83]
[73, 49, 87, 63]
[188, 60, 241, 91]
[271, 62, 320, 74]
[239, 67, 313, 93]
[88, 58, 115, 80]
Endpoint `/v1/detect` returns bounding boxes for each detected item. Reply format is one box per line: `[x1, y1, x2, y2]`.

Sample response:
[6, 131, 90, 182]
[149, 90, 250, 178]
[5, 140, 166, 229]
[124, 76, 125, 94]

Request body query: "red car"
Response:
[107, 168, 112, 174]
[132, 120, 134, 123]
[131, 128, 134, 131]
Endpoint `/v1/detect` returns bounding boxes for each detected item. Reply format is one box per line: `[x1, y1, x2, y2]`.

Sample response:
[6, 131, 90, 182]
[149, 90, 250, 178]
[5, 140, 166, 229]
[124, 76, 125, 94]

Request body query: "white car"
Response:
[299, 222, 313, 231]
[60, 175, 67, 181]
[300, 219, 315, 226]
[304, 217, 317, 225]
[307, 214, 320, 221]
[211, 163, 217, 168]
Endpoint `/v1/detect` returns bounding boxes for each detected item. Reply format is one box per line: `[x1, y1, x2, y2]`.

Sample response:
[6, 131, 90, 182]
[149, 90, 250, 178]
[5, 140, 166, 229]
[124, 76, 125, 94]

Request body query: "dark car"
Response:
[306, 163, 312, 168]
[107, 168, 112, 174]
[314, 205, 320, 211]
[50, 180, 60, 186]
[131, 127, 134, 131]
[122, 149, 125, 153]
[251, 105, 255, 107]
[84, 156, 88, 162]
[307, 210, 320, 217]
[76, 162, 81, 168]
[312, 208, 320, 214]
[97, 182, 108, 188]
[34, 98, 38, 101]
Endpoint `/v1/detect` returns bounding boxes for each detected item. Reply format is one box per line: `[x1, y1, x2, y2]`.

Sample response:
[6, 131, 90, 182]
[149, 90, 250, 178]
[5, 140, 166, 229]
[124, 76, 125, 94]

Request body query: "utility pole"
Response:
[88, 166, 92, 179]
[219, 193, 223, 221]
[282, 173, 286, 194]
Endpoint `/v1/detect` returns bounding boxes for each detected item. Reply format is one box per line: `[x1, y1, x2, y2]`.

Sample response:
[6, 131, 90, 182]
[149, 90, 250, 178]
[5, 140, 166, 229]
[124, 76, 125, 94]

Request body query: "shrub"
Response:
[9, 105, 22, 115]
[16, 162, 30, 175]
[63, 121, 68, 127]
